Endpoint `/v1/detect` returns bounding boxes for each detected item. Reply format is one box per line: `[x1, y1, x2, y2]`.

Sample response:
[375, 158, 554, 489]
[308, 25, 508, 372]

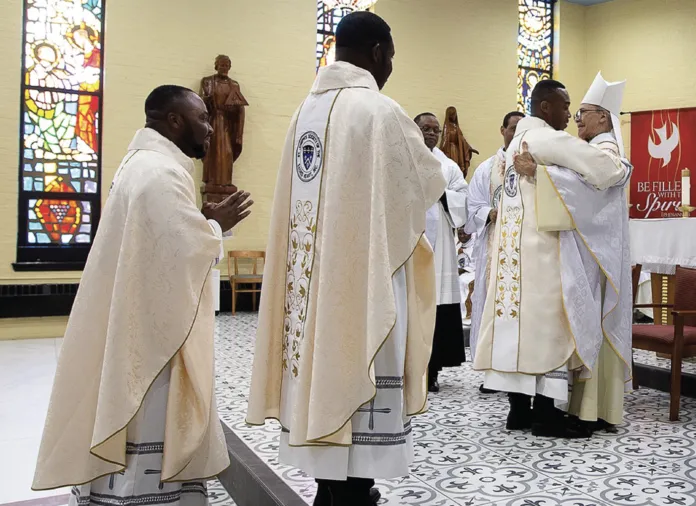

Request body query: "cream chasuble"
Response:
[465, 148, 505, 359]
[473, 117, 627, 392]
[33, 128, 230, 491]
[246, 62, 446, 477]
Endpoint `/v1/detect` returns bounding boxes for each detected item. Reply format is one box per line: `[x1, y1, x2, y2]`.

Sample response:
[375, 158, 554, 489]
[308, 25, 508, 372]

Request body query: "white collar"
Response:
[311, 61, 379, 94]
[127, 128, 195, 175]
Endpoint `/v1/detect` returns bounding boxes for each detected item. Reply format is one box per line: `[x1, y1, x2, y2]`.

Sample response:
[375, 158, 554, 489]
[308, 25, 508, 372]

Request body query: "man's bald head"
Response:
[144, 85, 213, 159]
[335, 11, 394, 90]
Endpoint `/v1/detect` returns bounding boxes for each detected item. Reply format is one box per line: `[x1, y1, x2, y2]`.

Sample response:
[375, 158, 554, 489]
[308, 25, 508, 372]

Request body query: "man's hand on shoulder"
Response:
[513, 141, 537, 178]
[488, 209, 498, 224]
[202, 190, 254, 232]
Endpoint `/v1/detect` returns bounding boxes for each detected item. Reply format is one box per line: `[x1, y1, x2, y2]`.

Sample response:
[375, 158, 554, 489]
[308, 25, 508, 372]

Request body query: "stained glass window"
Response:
[16, 0, 104, 269]
[316, 0, 376, 71]
[517, 0, 554, 113]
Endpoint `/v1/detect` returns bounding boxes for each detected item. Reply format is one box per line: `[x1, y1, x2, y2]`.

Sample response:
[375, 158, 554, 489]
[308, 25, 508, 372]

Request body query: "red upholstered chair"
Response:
[633, 265, 696, 421]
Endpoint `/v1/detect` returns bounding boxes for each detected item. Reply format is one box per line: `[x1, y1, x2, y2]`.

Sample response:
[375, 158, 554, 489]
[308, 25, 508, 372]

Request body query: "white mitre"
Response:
[582, 72, 627, 156]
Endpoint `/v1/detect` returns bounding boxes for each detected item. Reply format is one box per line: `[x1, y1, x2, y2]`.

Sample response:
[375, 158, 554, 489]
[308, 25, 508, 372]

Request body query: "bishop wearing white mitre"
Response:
[474, 78, 631, 438]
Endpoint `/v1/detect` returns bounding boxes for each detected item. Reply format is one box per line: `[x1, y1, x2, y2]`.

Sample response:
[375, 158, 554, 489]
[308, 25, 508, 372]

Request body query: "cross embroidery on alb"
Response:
[357, 399, 391, 430]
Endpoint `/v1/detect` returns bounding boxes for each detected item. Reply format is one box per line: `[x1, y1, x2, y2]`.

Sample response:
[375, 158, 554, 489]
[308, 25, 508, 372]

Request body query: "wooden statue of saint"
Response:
[199, 54, 249, 201]
[440, 106, 479, 178]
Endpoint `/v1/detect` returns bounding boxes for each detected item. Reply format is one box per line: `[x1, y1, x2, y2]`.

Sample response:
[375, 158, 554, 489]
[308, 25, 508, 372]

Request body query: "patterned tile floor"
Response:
[215, 313, 696, 506]
[633, 347, 696, 375]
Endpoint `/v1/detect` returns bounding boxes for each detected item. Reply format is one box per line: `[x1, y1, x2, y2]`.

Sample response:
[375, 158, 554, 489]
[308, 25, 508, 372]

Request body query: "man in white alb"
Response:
[246, 12, 446, 506]
[465, 111, 524, 364]
[415, 112, 469, 393]
[474, 79, 631, 438]
[32, 85, 253, 505]
[514, 73, 633, 433]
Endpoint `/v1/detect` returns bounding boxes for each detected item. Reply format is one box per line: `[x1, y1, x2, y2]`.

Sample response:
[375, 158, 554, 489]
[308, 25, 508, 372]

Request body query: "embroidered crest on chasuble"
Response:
[246, 62, 447, 448]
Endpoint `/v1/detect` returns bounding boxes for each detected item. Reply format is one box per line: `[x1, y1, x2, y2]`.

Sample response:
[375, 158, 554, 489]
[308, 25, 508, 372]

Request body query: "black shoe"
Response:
[479, 384, 498, 394]
[532, 421, 592, 439]
[369, 487, 381, 504]
[506, 408, 533, 430]
[506, 393, 533, 430]
[428, 380, 440, 393]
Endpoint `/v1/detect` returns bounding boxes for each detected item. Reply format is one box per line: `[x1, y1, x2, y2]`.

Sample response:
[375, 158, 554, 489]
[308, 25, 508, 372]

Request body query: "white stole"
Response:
[280, 88, 340, 427]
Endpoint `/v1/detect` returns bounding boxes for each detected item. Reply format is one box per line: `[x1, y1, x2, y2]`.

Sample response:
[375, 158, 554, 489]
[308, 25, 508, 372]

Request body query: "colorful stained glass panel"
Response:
[22, 90, 99, 193]
[18, 0, 103, 254]
[517, 0, 554, 113]
[517, 0, 553, 69]
[316, 1, 372, 71]
[27, 199, 92, 245]
[517, 68, 551, 114]
[24, 0, 103, 92]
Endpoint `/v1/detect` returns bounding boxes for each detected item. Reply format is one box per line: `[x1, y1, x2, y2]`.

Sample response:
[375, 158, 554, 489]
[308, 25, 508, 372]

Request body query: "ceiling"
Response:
[564, 0, 615, 5]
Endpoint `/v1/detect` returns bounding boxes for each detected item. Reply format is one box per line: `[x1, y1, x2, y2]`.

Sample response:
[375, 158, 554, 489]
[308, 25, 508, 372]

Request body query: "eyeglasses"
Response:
[574, 108, 606, 122]
[420, 127, 441, 135]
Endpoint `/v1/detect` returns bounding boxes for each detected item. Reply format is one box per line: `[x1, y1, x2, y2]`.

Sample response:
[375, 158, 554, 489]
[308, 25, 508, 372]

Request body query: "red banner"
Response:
[630, 107, 696, 219]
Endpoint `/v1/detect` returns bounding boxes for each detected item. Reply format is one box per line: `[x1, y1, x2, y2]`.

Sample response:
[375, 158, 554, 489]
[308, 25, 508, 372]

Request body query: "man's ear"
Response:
[371, 42, 381, 64]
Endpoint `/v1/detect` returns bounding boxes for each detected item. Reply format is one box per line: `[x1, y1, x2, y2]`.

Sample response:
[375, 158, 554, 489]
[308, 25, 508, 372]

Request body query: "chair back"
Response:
[631, 264, 642, 305]
[227, 250, 265, 276]
[674, 265, 696, 327]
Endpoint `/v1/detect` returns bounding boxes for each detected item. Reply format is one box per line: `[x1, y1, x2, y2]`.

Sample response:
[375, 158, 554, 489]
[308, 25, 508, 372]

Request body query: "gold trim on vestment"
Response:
[32, 261, 218, 491]
[543, 165, 633, 382]
[251, 89, 431, 448]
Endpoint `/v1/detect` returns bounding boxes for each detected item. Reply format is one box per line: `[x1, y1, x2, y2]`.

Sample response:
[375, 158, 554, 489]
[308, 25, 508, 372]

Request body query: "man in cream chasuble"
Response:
[246, 13, 446, 506]
[32, 86, 254, 506]
[473, 79, 630, 439]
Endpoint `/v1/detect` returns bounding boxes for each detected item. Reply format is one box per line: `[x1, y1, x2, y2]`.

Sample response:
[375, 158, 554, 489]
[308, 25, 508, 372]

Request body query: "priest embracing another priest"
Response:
[473, 75, 633, 439]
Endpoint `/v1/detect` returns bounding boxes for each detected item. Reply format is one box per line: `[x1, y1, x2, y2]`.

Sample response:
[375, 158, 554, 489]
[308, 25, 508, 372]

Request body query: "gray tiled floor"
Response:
[215, 313, 696, 506]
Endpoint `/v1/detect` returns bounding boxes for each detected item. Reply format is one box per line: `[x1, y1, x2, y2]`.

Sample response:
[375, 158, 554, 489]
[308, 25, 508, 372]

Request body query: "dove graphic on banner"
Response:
[630, 107, 696, 219]
[647, 122, 680, 167]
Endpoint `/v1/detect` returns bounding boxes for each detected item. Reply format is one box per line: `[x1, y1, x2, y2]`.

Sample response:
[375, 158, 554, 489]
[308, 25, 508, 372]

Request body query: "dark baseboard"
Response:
[218, 422, 306, 506]
[634, 363, 696, 398]
[1, 280, 258, 319]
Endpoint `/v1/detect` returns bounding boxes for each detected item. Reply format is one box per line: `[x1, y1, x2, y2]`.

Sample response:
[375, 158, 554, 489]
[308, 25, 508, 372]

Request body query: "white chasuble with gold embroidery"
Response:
[465, 148, 505, 359]
[247, 62, 446, 480]
[473, 117, 627, 399]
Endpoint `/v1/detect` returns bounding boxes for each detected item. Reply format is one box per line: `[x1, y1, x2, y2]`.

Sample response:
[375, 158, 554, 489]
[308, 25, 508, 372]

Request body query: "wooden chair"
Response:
[631, 264, 642, 390]
[633, 265, 696, 421]
[227, 251, 264, 315]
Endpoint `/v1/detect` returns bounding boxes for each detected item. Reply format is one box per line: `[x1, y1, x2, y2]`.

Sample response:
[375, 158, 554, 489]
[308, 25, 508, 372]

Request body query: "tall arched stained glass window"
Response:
[316, 0, 377, 71]
[517, 0, 554, 113]
[15, 0, 105, 271]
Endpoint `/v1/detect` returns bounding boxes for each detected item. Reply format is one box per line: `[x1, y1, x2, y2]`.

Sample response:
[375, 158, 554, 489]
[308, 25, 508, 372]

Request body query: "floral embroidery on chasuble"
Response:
[280, 89, 340, 428]
[483, 151, 505, 291]
[490, 157, 524, 369]
[476, 131, 574, 375]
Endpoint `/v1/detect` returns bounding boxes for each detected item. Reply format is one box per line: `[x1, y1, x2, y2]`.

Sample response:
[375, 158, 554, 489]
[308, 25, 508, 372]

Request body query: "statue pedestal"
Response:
[201, 183, 238, 204]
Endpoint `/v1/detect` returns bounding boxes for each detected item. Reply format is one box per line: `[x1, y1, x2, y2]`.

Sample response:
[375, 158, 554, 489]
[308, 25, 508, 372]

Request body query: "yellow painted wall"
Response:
[378, 0, 519, 168]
